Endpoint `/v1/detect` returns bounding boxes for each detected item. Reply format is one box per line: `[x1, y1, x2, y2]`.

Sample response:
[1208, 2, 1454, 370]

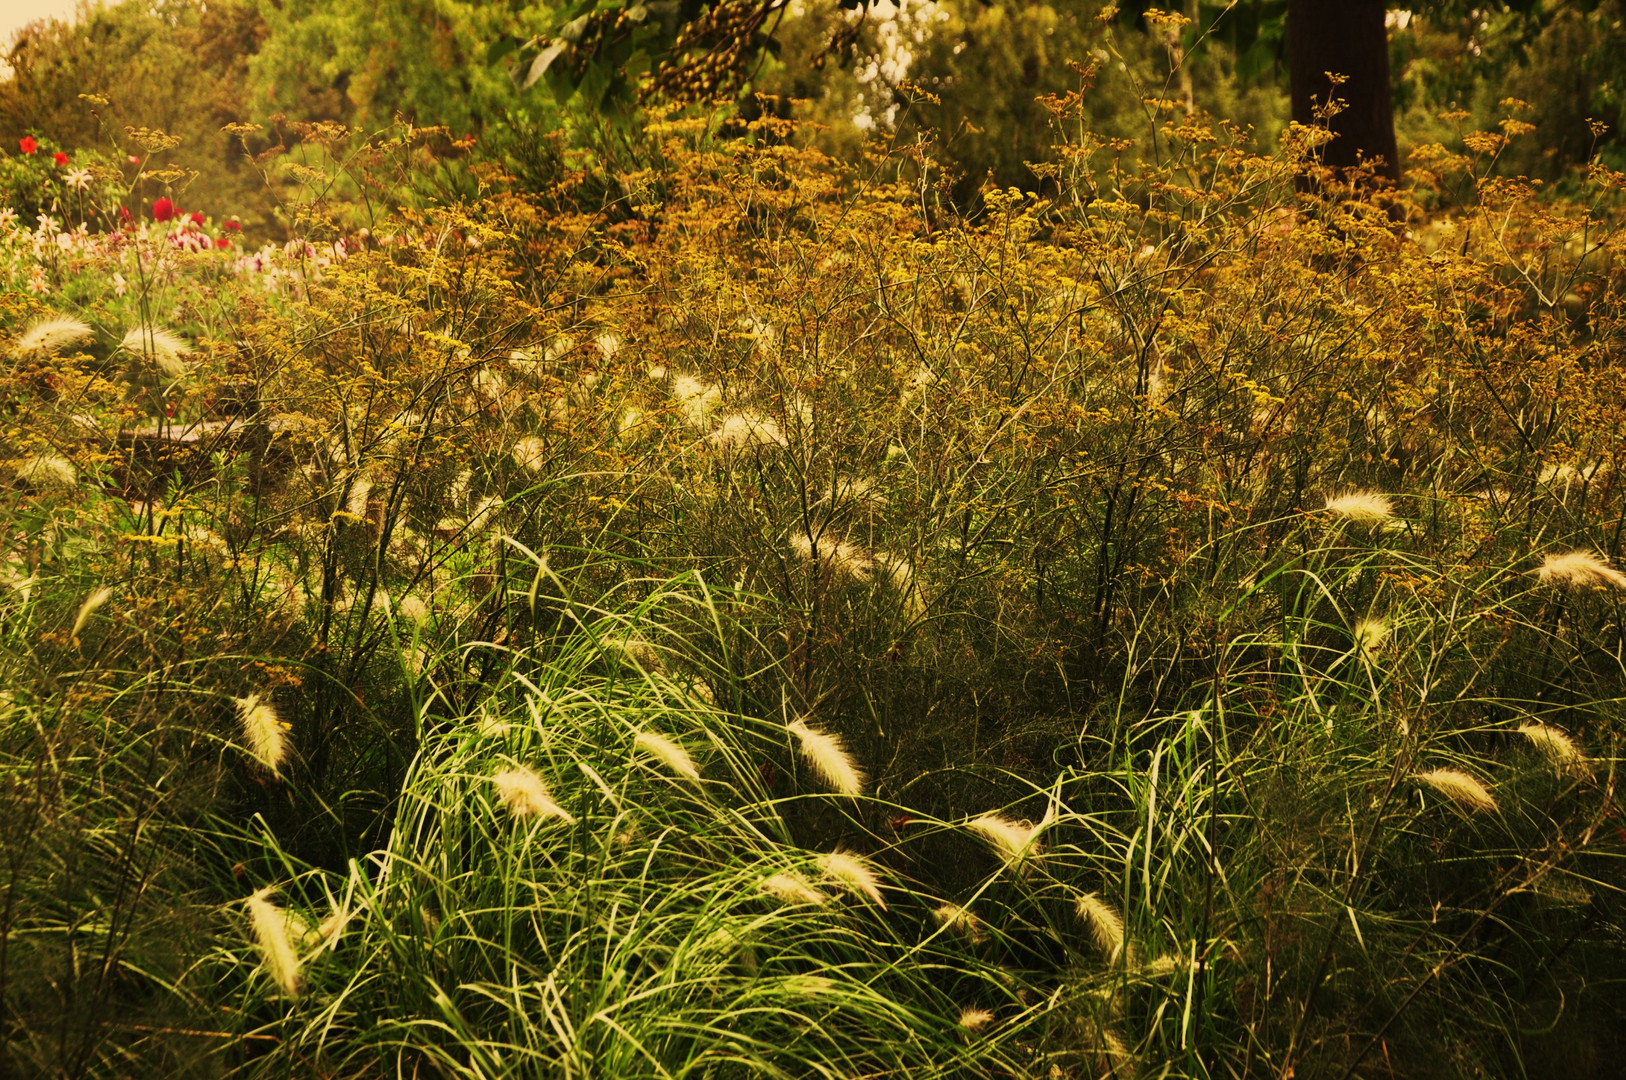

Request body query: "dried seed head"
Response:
[671, 375, 721, 427]
[70, 585, 113, 638]
[511, 436, 547, 472]
[1536, 550, 1626, 590]
[760, 871, 826, 906]
[789, 530, 873, 581]
[958, 1007, 993, 1031]
[236, 693, 289, 776]
[16, 453, 77, 488]
[1352, 617, 1388, 662]
[967, 810, 1048, 866]
[1075, 892, 1126, 961]
[634, 731, 699, 780]
[492, 766, 575, 822]
[1415, 768, 1497, 813]
[820, 850, 885, 908]
[246, 887, 302, 997]
[13, 317, 93, 358]
[934, 903, 985, 942]
[787, 719, 865, 797]
[708, 411, 787, 451]
[1516, 723, 1588, 772]
[1324, 491, 1394, 522]
[120, 325, 192, 379]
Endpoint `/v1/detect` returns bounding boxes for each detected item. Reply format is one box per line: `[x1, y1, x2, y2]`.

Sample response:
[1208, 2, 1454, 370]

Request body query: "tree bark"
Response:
[1287, 0, 1400, 184]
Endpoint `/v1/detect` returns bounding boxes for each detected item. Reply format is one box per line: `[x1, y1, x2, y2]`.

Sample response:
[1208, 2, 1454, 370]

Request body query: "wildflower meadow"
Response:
[3, 4, 1626, 1078]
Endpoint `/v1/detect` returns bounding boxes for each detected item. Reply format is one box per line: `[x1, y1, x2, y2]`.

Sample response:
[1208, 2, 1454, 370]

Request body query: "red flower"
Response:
[190, 211, 205, 225]
[18, 136, 37, 155]
[53, 151, 68, 165]
[152, 197, 176, 222]
[223, 220, 241, 231]
[214, 237, 230, 249]
[118, 206, 132, 225]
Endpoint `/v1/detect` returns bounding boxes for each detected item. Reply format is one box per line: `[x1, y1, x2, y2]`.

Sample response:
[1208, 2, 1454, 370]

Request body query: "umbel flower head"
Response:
[1536, 550, 1626, 590]
[787, 719, 865, 796]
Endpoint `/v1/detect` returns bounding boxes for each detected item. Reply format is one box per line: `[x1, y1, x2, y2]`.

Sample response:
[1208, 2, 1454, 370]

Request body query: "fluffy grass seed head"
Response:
[1415, 768, 1497, 813]
[967, 811, 1047, 866]
[1075, 892, 1126, 961]
[1324, 491, 1395, 523]
[789, 530, 873, 581]
[70, 585, 113, 638]
[671, 374, 721, 426]
[1353, 617, 1388, 663]
[708, 411, 787, 451]
[492, 766, 575, 822]
[14, 316, 93, 358]
[934, 902, 986, 942]
[820, 850, 886, 908]
[634, 730, 699, 780]
[236, 693, 289, 776]
[1516, 723, 1588, 772]
[1536, 550, 1626, 590]
[787, 719, 865, 796]
[760, 871, 826, 906]
[15, 453, 77, 488]
[958, 1007, 994, 1032]
[511, 435, 547, 472]
[246, 887, 302, 997]
[120, 325, 193, 379]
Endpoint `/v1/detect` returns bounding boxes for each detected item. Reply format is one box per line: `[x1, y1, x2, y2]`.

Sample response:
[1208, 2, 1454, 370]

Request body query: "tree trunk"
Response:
[1287, 0, 1400, 183]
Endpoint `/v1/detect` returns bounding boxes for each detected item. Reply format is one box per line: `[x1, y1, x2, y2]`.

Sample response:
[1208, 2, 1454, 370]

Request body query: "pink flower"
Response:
[152, 197, 176, 222]
[53, 151, 68, 165]
[19, 136, 37, 155]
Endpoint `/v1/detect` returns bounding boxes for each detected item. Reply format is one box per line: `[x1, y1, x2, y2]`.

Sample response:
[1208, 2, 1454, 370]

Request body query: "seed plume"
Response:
[760, 871, 826, 906]
[1415, 768, 1497, 813]
[958, 1007, 993, 1031]
[492, 766, 575, 822]
[634, 731, 699, 780]
[246, 887, 302, 997]
[967, 810, 1048, 865]
[1536, 550, 1626, 590]
[787, 719, 865, 796]
[15, 454, 77, 488]
[236, 694, 289, 776]
[70, 585, 113, 638]
[121, 325, 193, 379]
[1516, 723, 1587, 772]
[13, 317, 93, 358]
[1075, 892, 1126, 960]
[1324, 491, 1394, 522]
[820, 850, 885, 907]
